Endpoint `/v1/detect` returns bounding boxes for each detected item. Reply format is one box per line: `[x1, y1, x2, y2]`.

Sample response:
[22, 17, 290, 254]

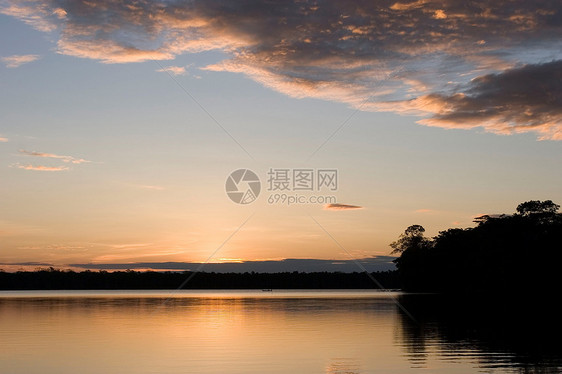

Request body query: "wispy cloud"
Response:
[105, 243, 153, 250]
[11, 150, 91, 172]
[0, 136, 8, 142]
[0, 261, 54, 266]
[0, 220, 47, 236]
[1, 54, 40, 68]
[137, 185, 165, 191]
[324, 203, 364, 211]
[19, 149, 91, 164]
[157, 65, 187, 76]
[2, 0, 561, 139]
[120, 182, 166, 191]
[18, 244, 87, 251]
[92, 251, 183, 263]
[12, 163, 69, 171]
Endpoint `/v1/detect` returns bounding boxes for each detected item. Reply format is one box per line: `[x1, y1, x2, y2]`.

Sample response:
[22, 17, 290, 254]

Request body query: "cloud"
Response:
[415, 60, 562, 140]
[12, 150, 91, 172]
[105, 243, 153, 249]
[92, 251, 183, 262]
[157, 65, 187, 76]
[1, 54, 40, 68]
[0, 261, 54, 266]
[324, 203, 364, 211]
[70, 256, 397, 272]
[120, 182, 166, 190]
[414, 209, 434, 213]
[0, 3, 58, 32]
[19, 149, 91, 164]
[137, 185, 165, 190]
[0, 136, 8, 142]
[18, 244, 87, 251]
[12, 163, 69, 171]
[0, 220, 47, 237]
[2, 0, 561, 139]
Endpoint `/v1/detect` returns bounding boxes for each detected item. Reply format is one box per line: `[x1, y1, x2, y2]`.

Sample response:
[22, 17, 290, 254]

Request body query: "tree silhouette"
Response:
[390, 225, 429, 254]
[392, 200, 562, 294]
[391, 225, 435, 291]
[516, 200, 560, 216]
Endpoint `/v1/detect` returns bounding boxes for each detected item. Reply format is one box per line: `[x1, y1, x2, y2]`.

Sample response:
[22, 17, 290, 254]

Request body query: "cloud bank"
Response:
[2, 0, 560, 139]
[416, 61, 562, 140]
[70, 256, 397, 272]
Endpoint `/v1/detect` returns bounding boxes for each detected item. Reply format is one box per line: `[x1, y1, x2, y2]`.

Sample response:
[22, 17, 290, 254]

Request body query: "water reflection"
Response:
[0, 291, 560, 373]
[0, 292, 399, 374]
[325, 358, 361, 374]
[397, 294, 562, 373]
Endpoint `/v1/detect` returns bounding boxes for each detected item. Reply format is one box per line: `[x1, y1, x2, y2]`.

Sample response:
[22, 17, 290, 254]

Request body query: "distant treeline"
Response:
[392, 200, 562, 294]
[0, 269, 400, 290]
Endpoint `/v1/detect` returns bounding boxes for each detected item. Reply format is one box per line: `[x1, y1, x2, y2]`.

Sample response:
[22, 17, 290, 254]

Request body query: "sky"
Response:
[0, 0, 561, 272]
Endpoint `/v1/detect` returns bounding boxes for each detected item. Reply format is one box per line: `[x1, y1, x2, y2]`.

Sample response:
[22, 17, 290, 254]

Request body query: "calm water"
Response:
[0, 290, 560, 373]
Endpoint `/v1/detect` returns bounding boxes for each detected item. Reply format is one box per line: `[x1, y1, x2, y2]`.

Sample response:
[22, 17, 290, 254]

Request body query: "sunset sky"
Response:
[1, 0, 561, 271]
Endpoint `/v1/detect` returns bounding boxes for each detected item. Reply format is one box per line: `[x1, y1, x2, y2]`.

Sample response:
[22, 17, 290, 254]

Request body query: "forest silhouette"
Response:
[392, 200, 562, 294]
[0, 269, 399, 290]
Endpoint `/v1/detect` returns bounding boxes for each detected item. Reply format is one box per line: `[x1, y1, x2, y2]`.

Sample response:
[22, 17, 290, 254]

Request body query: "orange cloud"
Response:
[415, 209, 433, 213]
[12, 164, 69, 171]
[390, 0, 429, 11]
[0, 4, 56, 32]
[324, 203, 364, 211]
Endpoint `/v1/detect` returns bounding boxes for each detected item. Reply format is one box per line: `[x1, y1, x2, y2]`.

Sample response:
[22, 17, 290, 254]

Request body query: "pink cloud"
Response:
[156, 65, 187, 76]
[20, 149, 91, 164]
[1, 54, 40, 68]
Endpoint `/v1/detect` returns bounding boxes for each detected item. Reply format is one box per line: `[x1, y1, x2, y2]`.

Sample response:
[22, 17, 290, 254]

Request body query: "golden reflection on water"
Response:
[1, 291, 559, 373]
[0, 291, 401, 374]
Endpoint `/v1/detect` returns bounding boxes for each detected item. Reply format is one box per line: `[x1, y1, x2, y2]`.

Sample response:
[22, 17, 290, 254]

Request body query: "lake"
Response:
[0, 290, 560, 373]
